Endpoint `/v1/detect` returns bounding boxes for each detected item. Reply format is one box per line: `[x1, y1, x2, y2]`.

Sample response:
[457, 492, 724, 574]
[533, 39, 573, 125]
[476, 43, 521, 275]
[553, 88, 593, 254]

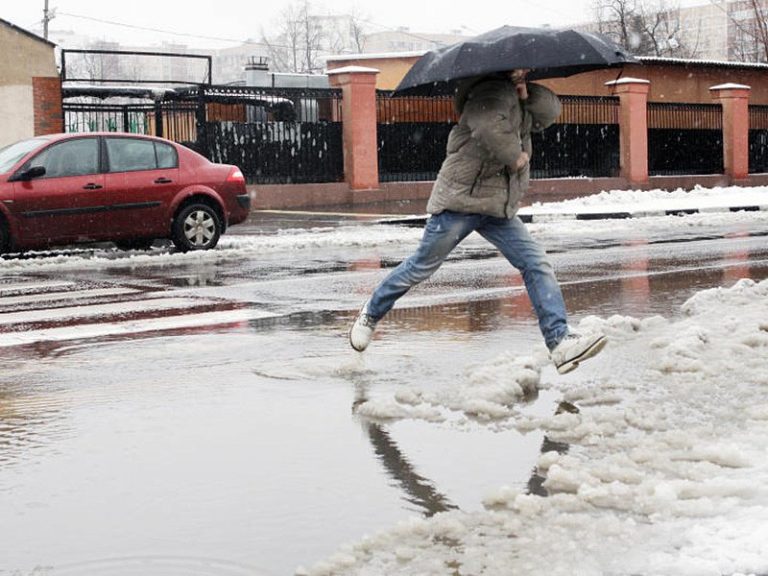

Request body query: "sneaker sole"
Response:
[556, 335, 607, 374]
[349, 332, 368, 352]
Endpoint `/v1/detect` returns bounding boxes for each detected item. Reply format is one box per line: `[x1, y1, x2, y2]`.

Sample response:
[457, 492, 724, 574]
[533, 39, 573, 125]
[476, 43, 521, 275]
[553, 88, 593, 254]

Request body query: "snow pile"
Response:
[303, 278, 768, 576]
[355, 351, 549, 423]
[0, 225, 424, 273]
[526, 184, 768, 214]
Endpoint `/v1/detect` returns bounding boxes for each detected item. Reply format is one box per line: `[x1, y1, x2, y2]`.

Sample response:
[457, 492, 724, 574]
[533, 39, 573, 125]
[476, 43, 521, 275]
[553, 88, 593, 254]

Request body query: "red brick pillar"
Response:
[606, 78, 650, 185]
[710, 83, 751, 181]
[33, 76, 64, 135]
[328, 66, 380, 191]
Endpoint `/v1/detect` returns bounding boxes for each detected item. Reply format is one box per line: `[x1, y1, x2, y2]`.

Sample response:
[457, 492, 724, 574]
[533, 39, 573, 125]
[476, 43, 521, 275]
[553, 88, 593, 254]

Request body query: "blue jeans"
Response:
[367, 211, 569, 350]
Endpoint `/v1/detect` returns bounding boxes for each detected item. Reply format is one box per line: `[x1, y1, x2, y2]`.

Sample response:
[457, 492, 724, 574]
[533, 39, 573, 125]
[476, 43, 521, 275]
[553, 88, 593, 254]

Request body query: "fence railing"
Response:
[749, 105, 768, 174]
[647, 102, 723, 176]
[63, 85, 345, 185]
[63, 85, 763, 185]
[376, 93, 621, 182]
[532, 96, 620, 178]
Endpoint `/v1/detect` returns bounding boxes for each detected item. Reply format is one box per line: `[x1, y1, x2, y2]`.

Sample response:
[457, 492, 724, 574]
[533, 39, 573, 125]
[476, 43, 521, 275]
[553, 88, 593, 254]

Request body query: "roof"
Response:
[638, 56, 768, 71]
[0, 17, 56, 48]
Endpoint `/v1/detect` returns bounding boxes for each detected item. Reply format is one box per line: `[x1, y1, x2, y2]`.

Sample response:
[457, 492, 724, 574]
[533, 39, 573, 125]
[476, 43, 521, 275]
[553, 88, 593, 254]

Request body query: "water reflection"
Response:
[526, 402, 577, 498]
[0, 377, 68, 470]
[363, 421, 458, 517]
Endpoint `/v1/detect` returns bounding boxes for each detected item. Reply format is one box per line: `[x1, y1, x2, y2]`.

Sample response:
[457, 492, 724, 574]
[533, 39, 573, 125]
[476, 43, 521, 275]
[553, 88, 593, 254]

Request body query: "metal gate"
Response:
[62, 85, 344, 185]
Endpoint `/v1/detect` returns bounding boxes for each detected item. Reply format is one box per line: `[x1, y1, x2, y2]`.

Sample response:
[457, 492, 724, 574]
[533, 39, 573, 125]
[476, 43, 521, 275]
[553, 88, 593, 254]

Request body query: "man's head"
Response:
[509, 69, 530, 100]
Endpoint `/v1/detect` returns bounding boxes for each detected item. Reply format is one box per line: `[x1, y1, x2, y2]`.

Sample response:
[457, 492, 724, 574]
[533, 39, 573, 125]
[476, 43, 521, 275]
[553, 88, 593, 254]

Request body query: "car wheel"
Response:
[172, 203, 221, 251]
[115, 239, 154, 251]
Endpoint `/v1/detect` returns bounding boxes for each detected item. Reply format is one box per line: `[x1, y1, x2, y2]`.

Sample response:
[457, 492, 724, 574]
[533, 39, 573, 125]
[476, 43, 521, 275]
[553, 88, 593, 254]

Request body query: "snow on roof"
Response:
[605, 77, 650, 86]
[326, 65, 380, 75]
[639, 55, 768, 70]
[326, 51, 426, 62]
[709, 82, 751, 90]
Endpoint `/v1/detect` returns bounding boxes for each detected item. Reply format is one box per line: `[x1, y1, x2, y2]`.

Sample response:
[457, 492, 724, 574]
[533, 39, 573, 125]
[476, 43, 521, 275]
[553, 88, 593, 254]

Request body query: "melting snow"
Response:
[301, 278, 768, 575]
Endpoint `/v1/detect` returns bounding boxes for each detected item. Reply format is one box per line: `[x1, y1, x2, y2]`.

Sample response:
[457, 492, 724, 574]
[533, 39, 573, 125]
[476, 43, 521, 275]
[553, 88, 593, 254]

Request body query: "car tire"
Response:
[172, 203, 222, 252]
[115, 239, 154, 251]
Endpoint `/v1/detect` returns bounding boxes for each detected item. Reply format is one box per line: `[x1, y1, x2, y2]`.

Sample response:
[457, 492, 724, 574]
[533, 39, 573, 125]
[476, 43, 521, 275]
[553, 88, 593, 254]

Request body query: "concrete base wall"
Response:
[248, 174, 768, 211]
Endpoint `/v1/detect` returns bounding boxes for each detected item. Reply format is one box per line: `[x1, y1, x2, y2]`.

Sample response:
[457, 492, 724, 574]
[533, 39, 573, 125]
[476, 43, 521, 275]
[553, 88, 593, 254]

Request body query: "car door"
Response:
[11, 137, 106, 244]
[102, 136, 182, 237]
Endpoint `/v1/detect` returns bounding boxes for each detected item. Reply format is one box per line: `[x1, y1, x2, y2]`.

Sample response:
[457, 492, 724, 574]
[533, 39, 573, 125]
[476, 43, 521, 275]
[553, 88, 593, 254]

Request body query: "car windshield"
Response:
[0, 137, 51, 174]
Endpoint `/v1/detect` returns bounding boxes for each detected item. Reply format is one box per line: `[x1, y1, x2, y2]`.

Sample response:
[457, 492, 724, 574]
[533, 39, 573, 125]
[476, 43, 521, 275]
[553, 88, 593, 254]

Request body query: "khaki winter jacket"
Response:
[426, 78, 561, 219]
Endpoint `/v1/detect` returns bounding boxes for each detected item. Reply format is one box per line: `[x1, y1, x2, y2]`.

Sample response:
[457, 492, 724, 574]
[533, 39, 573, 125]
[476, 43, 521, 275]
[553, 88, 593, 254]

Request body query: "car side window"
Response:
[106, 138, 178, 172]
[31, 138, 100, 178]
[155, 142, 177, 169]
[106, 138, 157, 173]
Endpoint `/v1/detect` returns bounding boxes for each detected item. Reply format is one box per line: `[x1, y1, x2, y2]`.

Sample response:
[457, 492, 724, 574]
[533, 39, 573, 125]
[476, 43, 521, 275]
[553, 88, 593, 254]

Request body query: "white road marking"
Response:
[0, 298, 207, 325]
[0, 308, 278, 347]
[0, 281, 77, 294]
[0, 288, 141, 306]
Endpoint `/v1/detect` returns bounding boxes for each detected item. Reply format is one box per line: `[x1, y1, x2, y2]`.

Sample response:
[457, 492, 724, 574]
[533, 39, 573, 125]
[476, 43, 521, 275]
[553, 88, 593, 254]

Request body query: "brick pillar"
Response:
[33, 76, 63, 135]
[606, 78, 650, 185]
[710, 83, 751, 181]
[328, 66, 380, 191]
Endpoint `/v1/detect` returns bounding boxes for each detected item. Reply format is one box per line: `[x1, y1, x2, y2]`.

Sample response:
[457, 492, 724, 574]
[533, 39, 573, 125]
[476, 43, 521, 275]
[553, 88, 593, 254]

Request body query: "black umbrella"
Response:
[394, 25, 640, 96]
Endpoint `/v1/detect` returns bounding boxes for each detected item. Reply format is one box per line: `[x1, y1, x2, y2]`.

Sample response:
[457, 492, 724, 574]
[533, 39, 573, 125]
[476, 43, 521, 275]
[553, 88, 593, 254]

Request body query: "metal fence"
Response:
[647, 102, 723, 176]
[532, 96, 620, 178]
[63, 85, 345, 185]
[376, 92, 456, 182]
[749, 105, 768, 174]
[376, 93, 620, 182]
[190, 86, 344, 185]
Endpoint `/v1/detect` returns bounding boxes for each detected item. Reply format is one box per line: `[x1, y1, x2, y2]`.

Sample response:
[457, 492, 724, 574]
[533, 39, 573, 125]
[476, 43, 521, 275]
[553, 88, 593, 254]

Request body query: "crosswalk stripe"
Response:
[0, 281, 77, 295]
[0, 297, 205, 325]
[0, 288, 141, 306]
[0, 308, 278, 347]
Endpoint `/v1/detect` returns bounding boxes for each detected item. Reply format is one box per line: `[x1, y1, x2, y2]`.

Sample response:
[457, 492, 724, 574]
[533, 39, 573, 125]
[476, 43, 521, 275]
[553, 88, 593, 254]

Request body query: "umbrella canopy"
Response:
[394, 25, 640, 96]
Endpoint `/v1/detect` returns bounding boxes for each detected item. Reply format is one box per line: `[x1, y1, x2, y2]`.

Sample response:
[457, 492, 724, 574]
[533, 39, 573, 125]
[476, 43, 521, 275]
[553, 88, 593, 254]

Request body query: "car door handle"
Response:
[154, 177, 173, 184]
[82, 183, 103, 190]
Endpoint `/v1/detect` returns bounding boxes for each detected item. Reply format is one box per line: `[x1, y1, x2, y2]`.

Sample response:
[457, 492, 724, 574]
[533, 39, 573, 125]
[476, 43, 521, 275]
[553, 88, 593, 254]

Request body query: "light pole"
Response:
[43, 0, 54, 40]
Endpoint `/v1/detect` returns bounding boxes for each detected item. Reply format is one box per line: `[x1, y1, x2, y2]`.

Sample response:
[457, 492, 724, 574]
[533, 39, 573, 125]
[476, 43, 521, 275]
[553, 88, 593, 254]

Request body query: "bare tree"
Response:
[260, 1, 370, 73]
[259, 0, 325, 73]
[592, 0, 699, 57]
[722, 0, 768, 62]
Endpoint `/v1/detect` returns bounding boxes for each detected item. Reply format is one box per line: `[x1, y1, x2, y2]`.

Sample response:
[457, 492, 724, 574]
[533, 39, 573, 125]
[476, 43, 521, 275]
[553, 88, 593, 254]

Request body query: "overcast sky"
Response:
[3, 0, 710, 50]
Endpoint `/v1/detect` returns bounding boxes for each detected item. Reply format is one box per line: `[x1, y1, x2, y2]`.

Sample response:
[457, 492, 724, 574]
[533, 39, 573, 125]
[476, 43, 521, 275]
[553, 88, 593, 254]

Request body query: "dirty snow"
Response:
[2, 185, 768, 275]
[302, 278, 768, 575]
[524, 184, 768, 215]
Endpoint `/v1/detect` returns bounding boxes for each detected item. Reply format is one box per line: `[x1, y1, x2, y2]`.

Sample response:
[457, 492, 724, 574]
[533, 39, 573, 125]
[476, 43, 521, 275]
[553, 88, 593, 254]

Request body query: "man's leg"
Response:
[350, 211, 477, 351]
[477, 216, 569, 350]
[478, 216, 606, 373]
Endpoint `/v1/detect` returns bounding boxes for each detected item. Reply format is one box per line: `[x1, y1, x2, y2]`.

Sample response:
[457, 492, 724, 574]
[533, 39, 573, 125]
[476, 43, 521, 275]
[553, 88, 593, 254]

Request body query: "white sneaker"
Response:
[550, 331, 607, 374]
[349, 300, 378, 352]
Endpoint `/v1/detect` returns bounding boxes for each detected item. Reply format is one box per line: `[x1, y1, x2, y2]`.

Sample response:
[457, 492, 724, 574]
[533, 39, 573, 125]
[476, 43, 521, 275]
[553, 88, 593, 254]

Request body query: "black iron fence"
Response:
[376, 93, 620, 182]
[532, 96, 620, 178]
[64, 85, 756, 185]
[647, 102, 723, 176]
[376, 92, 457, 182]
[749, 105, 768, 174]
[63, 85, 344, 185]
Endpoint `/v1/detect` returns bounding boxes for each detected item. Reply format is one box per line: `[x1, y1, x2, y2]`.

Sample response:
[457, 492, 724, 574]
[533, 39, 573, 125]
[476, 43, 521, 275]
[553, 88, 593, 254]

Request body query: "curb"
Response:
[377, 205, 767, 226]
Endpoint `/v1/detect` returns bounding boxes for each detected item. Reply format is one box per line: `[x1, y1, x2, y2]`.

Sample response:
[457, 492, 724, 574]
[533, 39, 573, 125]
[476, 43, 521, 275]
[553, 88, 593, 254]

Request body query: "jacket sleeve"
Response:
[461, 82, 523, 169]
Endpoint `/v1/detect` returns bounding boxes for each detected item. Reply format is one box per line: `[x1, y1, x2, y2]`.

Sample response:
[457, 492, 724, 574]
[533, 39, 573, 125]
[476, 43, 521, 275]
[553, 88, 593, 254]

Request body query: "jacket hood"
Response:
[454, 77, 561, 132]
[524, 83, 561, 132]
[453, 73, 508, 114]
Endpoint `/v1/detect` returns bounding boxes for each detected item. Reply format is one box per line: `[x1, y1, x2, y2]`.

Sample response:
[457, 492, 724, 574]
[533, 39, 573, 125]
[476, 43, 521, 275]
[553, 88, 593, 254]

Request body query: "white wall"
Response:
[0, 84, 34, 148]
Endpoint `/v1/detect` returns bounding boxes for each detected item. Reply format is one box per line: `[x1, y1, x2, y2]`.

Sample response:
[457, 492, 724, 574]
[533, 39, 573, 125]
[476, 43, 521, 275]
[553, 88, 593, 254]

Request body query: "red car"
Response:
[0, 132, 250, 253]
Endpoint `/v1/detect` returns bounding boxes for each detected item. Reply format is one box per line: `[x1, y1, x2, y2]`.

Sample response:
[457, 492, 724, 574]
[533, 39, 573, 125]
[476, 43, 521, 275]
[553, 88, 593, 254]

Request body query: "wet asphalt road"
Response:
[1, 207, 768, 575]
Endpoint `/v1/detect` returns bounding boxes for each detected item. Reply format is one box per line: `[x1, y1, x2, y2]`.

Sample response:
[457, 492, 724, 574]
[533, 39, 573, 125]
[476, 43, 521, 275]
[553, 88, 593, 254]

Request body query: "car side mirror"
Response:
[9, 165, 46, 182]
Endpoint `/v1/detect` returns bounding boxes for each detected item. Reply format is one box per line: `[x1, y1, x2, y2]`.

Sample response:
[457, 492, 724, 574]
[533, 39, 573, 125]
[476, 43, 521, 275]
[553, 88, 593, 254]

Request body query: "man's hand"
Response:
[515, 151, 530, 171]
